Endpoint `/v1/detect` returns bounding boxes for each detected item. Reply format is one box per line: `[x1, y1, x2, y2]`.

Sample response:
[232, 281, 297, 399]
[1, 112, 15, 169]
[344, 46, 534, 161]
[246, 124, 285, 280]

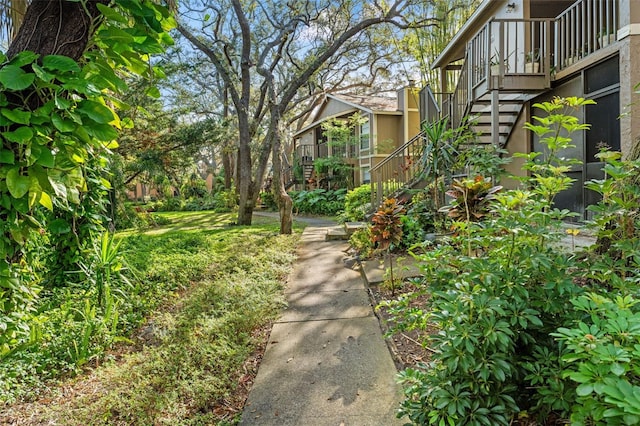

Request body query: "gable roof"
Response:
[329, 93, 399, 113]
[293, 92, 401, 138]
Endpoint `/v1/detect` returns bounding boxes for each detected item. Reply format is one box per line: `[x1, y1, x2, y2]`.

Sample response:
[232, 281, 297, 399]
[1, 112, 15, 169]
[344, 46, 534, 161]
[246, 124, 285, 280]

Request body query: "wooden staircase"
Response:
[468, 94, 535, 147]
[371, 19, 555, 208]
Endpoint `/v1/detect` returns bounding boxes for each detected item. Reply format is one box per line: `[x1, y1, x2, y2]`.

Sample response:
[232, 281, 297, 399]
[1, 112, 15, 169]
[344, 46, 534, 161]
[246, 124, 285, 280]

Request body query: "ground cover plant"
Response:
[378, 97, 640, 425]
[290, 188, 347, 216]
[0, 211, 300, 425]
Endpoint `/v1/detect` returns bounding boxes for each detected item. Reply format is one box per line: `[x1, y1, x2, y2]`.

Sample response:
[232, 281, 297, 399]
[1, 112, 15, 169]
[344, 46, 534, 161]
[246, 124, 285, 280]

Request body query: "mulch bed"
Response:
[366, 279, 435, 370]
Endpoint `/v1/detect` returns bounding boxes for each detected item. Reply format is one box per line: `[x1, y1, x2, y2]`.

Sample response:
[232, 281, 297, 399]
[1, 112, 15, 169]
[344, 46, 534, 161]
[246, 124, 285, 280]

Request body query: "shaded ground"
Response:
[368, 281, 434, 370]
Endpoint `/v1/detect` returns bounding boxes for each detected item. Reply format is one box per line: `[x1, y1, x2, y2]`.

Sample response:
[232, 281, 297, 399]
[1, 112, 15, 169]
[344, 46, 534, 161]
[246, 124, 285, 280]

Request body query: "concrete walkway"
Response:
[240, 225, 403, 426]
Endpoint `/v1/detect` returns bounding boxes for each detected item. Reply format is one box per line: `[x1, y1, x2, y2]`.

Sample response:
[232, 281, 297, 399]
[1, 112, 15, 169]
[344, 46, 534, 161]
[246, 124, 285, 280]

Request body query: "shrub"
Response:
[259, 191, 278, 211]
[393, 97, 598, 425]
[348, 226, 373, 259]
[371, 198, 406, 295]
[342, 184, 371, 222]
[553, 293, 640, 425]
[290, 188, 346, 216]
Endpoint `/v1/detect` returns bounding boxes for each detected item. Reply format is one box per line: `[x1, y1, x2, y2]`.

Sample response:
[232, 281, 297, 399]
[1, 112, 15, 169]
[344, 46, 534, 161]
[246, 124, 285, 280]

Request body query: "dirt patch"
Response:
[366, 280, 435, 371]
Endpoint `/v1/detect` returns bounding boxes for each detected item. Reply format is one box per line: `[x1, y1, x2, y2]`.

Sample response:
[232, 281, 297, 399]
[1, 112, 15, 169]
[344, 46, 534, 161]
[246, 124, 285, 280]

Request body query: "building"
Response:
[374, 0, 639, 218]
[291, 88, 421, 190]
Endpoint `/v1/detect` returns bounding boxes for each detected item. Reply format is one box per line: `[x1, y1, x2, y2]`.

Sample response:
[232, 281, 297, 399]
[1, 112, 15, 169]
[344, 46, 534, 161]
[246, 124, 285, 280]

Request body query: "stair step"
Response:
[471, 104, 521, 115]
[473, 124, 514, 134]
[477, 135, 507, 145]
[344, 221, 368, 235]
[326, 227, 349, 241]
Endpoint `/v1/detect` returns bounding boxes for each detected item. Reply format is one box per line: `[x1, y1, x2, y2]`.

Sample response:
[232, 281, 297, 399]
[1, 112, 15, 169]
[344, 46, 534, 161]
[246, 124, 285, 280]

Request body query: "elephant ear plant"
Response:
[370, 198, 405, 296]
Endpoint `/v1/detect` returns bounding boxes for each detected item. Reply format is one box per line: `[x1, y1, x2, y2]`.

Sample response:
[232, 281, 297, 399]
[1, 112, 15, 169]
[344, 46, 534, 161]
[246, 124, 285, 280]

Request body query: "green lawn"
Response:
[0, 211, 301, 425]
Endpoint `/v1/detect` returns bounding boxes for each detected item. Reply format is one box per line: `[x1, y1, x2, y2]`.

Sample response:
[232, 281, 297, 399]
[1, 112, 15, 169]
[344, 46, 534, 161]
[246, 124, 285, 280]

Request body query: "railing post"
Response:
[545, 19, 551, 87]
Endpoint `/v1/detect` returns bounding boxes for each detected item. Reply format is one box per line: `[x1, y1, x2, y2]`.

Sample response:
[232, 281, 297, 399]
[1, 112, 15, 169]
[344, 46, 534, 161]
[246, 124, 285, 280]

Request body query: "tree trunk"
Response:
[236, 115, 254, 225]
[272, 120, 293, 234]
[7, 1, 108, 60]
[221, 146, 233, 190]
[221, 84, 233, 190]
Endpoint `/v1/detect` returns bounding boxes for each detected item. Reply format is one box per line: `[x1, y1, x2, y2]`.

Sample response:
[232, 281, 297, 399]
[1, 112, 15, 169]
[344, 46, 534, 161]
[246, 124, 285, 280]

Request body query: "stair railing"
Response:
[370, 129, 429, 207]
[450, 51, 472, 132]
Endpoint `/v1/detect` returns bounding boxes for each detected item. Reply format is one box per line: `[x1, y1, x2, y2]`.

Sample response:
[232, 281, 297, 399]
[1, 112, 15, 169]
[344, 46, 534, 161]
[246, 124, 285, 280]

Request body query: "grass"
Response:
[0, 211, 301, 425]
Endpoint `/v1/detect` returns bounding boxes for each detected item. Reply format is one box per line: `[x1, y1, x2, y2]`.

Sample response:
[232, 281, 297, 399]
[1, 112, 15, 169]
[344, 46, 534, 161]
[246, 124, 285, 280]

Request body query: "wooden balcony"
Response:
[371, 0, 621, 208]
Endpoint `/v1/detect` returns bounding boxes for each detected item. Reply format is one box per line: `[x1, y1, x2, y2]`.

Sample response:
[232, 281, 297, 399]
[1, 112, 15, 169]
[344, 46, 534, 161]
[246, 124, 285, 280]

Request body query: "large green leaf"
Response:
[54, 94, 71, 110]
[8, 51, 38, 67]
[86, 123, 118, 141]
[48, 176, 67, 199]
[31, 63, 55, 82]
[0, 65, 35, 90]
[99, 27, 135, 44]
[2, 127, 34, 143]
[1, 108, 31, 125]
[6, 168, 31, 199]
[42, 55, 81, 73]
[96, 3, 128, 23]
[48, 219, 71, 235]
[0, 150, 15, 164]
[39, 191, 53, 211]
[52, 114, 76, 132]
[77, 100, 115, 124]
[32, 145, 55, 168]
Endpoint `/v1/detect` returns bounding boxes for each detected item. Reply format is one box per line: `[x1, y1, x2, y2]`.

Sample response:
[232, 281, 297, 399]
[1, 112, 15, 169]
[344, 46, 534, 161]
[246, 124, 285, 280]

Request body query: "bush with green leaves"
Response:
[180, 173, 208, 199]
[348, 226, 373, 259]
[394, 97, 596, 425]
[260, 191, 278, 211]
[0, 0, 174, 355]
[290, 188, 346, 216]
[553, 293, 640, 425]
[342, 183, 371, 222]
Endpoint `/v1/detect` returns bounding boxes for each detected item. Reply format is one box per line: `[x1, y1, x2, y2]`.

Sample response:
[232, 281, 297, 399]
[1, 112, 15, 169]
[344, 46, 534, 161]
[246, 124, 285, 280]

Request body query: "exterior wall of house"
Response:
[375, 114, 401, 154]
[317, 98, 356, 120]
[618, 0, 640, 157]
[502, 103, 530, 189]
[531, 76, 588, 216]
[398, 87, 421, 145]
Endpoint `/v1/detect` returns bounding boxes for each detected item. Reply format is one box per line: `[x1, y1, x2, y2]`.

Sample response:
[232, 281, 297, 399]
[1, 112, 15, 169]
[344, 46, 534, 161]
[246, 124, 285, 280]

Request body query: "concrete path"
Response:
[240, 225, 403, 426]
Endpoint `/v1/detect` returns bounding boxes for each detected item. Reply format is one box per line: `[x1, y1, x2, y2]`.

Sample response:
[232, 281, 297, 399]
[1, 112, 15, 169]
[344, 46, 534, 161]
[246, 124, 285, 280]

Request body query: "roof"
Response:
[292, 92, 401, 138]
[431, 0, 503, 69]
[329, 93, 399, 113]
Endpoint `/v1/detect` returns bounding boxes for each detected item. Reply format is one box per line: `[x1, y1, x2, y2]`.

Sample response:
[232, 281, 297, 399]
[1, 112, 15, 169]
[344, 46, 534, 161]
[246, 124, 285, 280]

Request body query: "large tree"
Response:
[176, 0, 430, 231]
[0, 0, 173, 354]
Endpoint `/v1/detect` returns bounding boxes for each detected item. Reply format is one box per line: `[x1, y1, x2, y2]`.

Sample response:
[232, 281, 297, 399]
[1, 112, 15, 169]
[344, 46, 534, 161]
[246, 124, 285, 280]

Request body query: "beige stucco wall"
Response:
[502, 104, 530, 189]
[406, 108, 421, 139]
[297, 130, 314, 146]
[375, 114, 401, 154]
[406, 88, 420, 109]
[618, 0, 640, 157]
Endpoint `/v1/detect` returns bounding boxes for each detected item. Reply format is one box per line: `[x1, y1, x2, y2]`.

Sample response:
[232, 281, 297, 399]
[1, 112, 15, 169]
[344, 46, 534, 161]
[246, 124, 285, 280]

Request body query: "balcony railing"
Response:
[295, 145, 314, 164]
[367, 0, 622, 209]
[556, 0, 619, 71]
[419, 85, 441, 125]
[467, 19, 553, 90]
[451, 51, 470, 131]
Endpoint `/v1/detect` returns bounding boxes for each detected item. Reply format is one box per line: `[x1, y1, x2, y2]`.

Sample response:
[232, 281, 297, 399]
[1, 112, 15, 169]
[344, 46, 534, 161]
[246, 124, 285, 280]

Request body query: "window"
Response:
[362, 166, 371, 184]
[360, 119, 370, 151]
